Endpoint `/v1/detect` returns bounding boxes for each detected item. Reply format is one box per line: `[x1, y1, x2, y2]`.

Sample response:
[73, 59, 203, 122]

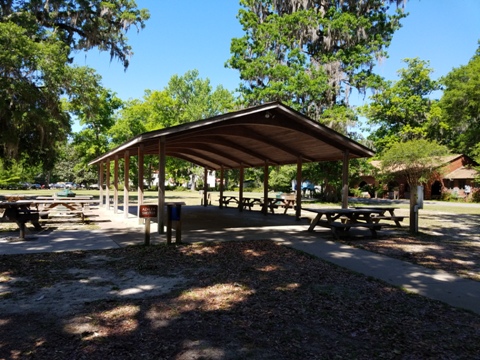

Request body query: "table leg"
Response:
[176, 220, 182, 243]
[32, 221, 42, 230]
[330, 226, 340, 240]
[389, 210, 402, 227]
[308, 214, 321, 232]
[17, 222, 26, 239]
[166, 206, 172, 245]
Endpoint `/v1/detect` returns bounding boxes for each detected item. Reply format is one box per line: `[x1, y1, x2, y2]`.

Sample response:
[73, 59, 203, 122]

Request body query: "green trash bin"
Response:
[56, 189, 76, 197]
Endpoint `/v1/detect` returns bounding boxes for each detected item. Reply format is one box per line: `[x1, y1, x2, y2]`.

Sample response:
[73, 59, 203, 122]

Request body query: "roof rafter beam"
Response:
[167, 149, 221, 168]
[169, 127, 315, 162]
[221, 115, 370, 157]
[168, 136, 279, 165]
[167, 152, 217, 170]
[168, 144, 255, 167]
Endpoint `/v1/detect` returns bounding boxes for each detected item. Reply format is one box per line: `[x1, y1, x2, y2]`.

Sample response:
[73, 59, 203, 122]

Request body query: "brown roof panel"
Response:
[444, 167, 479, 180]
[89, 102, 375, 169]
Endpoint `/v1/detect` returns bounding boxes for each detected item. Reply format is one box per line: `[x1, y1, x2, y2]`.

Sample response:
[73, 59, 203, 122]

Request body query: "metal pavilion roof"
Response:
[89, 102, 375, 169]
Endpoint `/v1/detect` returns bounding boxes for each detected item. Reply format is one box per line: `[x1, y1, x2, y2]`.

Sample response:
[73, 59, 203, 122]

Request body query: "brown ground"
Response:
[1, 207, 480, 359]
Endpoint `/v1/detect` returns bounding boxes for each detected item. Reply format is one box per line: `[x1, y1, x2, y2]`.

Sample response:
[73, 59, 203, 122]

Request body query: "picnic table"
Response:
[18, 198, 100, 221]
[219, 195, 296, 214]
[353, 206, 406, 227]
[274, 194, 296, 214]
[219, 195, 239, 207]
[36, 195, 93, 200]
[219, 195, 262, 210]
[303, 208, 386, 239]
[0, 201, 42, 238]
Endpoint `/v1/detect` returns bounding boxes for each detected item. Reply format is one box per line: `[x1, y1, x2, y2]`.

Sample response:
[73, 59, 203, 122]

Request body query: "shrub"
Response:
[350, 188, 363, 197]
[471, 189, 480, 203]
[440, 191, 452, 201]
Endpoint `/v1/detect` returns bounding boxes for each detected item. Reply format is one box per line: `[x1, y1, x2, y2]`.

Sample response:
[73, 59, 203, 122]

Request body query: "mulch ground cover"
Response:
[1, 240, 479, 359]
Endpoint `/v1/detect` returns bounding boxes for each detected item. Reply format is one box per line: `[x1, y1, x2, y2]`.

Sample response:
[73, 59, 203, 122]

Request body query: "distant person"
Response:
[465, 184, 471, 197]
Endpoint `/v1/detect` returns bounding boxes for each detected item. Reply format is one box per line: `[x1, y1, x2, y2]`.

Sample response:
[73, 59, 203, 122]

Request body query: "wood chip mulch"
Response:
[1, 240, 479, 359]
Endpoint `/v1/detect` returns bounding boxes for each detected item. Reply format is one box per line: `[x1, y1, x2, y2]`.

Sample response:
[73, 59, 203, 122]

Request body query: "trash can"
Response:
[170, 205, 181, 221]
[56, 189, 76, 197]
[165, 202, 186, 244]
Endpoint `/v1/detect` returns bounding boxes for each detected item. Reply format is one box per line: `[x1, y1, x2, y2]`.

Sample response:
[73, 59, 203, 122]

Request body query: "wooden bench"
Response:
[33, 199, 100, 222]
[241, 197, 263, 211]
[329, 221, 382, 239]
[263, 194, 296, 214]
[304, 208, 386, 239]
[371, 215, 406, 227]
[40, 209, 88, 221]
[0, 205, 42, 238]
[218, 196, 239, 207]
[354, 207, 406, 228]
[37, 196, 94, 201]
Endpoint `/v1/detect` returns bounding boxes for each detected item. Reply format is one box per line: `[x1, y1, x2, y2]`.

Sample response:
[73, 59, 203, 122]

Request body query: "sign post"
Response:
[139, 205, 158, 245]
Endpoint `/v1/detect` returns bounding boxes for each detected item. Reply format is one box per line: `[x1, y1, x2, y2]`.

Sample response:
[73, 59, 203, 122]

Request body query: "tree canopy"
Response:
[381, 139, 449, 232]
[0, 0, 149, 169]
[111, 70, 236, 144]
[109, 70, 236, 187]
[439, 46, 480, 160]
[70, 85, 123, 184]
[226, 0, 406, 132]
[361, 58, 442, 152]
[381, 139, 449, 188]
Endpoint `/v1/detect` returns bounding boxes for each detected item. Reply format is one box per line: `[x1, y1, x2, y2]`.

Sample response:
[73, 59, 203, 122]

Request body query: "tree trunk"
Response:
[409, 186, 418, 234]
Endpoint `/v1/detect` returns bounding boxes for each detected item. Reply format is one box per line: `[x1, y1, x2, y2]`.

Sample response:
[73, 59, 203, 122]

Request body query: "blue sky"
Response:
[75, 0, 480, 107]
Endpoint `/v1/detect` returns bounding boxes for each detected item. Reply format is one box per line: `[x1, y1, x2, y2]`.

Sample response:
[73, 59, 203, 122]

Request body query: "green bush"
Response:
[471, 189, 480, 203]
[376, 188, 386, 198]
[350, 188, 363, 197]
[441, 191, 452, 201]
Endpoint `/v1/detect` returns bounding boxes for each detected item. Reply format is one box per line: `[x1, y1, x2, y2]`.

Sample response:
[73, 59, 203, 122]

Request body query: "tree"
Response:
[0, 21, 71, 169]
[361, 58, 442, 153]
[70, 85, 123, 186]
[380, 139, 449, 233]
[50, 144, 78, 184]
[0, 0, 149, 168]
[110, 70, 236, 188]
[226, 0, 405, 132]
[439, 46, 480, 160]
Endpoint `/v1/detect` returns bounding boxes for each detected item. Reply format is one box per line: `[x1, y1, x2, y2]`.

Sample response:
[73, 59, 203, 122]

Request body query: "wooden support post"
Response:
[124, 151, 130, 218]
[144, 218, 151, 245]
[203, 167, 208, 207]
[239, 165, 244, 212]
[296, 158, 302, 220]
[158, 138, 166, 234]
[219, 166, 225, 209]
[114, 155, 119, 214]
[138, 144, 144, 224]
[342, 150, 349, 209]
[105, 159, 110, 210]
[263, 161, 269, 215]
[166, 206, 172, 245]
[99, 162, 104, 207]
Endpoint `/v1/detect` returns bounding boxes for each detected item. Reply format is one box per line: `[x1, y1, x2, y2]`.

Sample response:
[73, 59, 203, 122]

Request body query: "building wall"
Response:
[358, 155, 478, 200]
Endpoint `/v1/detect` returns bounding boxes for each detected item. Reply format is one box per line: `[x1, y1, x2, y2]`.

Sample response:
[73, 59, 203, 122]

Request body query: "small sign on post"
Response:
[139, 205, 158, 245]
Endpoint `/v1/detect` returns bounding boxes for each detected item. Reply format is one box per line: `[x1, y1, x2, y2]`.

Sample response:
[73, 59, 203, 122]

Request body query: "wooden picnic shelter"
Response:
[88, 102, 375, 233]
